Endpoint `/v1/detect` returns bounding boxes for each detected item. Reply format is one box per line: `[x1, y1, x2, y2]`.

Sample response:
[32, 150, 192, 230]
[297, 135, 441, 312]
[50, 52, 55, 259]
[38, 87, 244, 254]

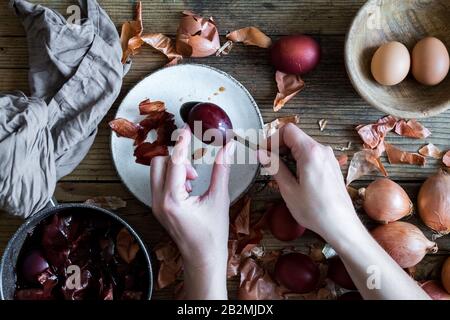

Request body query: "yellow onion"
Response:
[361, 178, 413, 223]
[418, 170, 450, 234]
[442, 257, 450, 294]
[371, 221, 437, 268]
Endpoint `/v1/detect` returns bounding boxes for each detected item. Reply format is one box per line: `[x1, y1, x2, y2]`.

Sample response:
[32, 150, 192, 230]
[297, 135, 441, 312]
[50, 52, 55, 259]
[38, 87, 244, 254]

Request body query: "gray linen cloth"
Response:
[0, 0, 124, 217]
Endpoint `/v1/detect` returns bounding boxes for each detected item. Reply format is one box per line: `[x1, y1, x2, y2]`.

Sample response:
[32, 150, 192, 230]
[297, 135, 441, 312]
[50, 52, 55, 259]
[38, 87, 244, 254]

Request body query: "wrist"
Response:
[321, 216, 370, 254]
[183, 256, 228, 300]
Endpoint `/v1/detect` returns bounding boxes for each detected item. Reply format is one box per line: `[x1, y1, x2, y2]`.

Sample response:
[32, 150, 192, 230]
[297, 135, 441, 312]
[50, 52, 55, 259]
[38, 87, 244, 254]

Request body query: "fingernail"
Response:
[225, 140, 236, 164]
[177, 134, 184, 144]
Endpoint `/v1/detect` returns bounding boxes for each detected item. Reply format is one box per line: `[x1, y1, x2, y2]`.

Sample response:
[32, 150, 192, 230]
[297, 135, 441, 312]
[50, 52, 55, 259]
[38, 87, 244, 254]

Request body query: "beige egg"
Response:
[371, 41, 411, 86]
[412, 37, 450, 86]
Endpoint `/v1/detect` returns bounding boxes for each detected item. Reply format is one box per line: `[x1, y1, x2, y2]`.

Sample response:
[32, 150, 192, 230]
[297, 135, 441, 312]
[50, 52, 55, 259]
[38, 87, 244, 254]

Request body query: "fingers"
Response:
[207, 140, 236, 197]
[150, 156, 169, 204]
[258, 149, 297, 193]
[266, 123, 317, 160]
[165, 128, 191, 200]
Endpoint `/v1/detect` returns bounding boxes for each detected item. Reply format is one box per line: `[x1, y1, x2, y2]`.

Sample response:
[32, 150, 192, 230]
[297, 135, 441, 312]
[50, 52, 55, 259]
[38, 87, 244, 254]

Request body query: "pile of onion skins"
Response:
[120, 1, 322, 112]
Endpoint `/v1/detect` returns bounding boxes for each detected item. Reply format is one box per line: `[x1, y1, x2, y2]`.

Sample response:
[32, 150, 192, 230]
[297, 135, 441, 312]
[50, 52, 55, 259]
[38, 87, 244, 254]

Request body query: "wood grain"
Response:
[0, 0, 366, 37]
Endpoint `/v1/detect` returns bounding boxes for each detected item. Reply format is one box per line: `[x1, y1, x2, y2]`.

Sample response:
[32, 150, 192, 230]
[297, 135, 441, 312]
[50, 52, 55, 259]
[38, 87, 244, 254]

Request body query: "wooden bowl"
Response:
[345, 0, 450, 118]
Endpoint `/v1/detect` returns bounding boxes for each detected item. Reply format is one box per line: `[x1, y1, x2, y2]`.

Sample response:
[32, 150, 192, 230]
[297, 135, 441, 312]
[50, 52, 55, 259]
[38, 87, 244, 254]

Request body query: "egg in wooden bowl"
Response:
[345, 0, 450, 118]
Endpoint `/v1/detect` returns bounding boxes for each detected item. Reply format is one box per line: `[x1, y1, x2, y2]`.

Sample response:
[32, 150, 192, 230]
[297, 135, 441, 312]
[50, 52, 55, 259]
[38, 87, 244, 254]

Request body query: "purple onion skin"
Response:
[21, 250, 50, 284]
[187, 102, 233, 146]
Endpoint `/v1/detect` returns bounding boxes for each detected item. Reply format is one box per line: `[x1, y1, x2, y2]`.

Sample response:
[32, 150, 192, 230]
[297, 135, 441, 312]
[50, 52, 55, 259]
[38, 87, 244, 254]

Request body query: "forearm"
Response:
[324, 216, 430, 300]
[183, 259, 228, 300]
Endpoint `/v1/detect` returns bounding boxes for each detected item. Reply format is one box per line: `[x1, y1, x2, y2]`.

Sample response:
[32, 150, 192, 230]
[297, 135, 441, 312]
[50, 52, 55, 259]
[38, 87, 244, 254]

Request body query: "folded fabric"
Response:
[0, 0, 124, 217]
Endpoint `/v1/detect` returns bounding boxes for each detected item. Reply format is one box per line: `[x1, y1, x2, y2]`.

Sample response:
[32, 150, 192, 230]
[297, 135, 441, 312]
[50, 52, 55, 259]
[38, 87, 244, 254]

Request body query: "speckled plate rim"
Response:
[110, 63, 264, 208]
[344, 0, 450, 119]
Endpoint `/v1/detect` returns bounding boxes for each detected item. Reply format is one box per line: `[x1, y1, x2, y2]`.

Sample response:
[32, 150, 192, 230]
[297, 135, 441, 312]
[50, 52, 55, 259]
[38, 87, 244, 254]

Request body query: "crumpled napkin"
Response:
[0, 0, 124, 218]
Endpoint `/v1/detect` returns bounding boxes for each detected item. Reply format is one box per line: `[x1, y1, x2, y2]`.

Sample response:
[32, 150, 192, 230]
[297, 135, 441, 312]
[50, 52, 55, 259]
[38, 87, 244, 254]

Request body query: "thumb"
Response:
[257, 149, 297, 193]
[207, 140, 236, 197]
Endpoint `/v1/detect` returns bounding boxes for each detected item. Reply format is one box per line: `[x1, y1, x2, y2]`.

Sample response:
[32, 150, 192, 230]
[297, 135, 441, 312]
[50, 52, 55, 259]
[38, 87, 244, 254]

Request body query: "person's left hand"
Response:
[150, 127, 235, 299]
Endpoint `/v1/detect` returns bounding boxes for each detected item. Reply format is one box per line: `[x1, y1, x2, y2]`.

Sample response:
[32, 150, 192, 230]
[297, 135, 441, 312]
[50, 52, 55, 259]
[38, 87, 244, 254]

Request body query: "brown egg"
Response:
[412, 37, 450, 86]
[371, 41, 411, 86]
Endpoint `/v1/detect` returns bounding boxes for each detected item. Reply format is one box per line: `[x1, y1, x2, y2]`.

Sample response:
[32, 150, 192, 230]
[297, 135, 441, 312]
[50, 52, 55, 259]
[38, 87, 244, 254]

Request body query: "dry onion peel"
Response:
[238, 258, 286, 300]
[371, 221, 437, 268]
[418, 170, 450, 234]
[356, 116, 397, 149]
[443, 151, 450, 167]
[264, 115, 300, 137]
[154, 241, 183, 290]
[418, 143, 443, 159]
[346, 149, 387, 185]
[273, 71, 305, 111]
[395, 119, 431, 139]
[175, 11, 220, 58]
[385, 142, 426, 166]
[120, 1, 143, 63]
[337, 154, 348, 167]
[226, 27, 272, 48]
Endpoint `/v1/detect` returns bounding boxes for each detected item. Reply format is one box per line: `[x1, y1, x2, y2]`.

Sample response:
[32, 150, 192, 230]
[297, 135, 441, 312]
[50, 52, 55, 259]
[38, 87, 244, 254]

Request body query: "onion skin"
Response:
[274, 253, 320, 294]
[267, 202, 306, 242]
[418, 170, 450, 234]
[371, 221, 437, 268]
[421, 280, 450, 300]
[442, 257, 450, 294]
[327, 257, 356, 290]
[270, 35, 321, 75]
[362, 178, 413, 223]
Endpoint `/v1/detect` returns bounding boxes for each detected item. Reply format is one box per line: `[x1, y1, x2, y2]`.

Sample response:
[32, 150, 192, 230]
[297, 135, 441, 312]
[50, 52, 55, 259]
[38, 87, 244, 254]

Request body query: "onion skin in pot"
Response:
[362, 178, 413, 223]
[418, 170, 450, 234]
[371, 221, 437, 268]
[421, 280, 450, 300]
[442, 257, 450, 294]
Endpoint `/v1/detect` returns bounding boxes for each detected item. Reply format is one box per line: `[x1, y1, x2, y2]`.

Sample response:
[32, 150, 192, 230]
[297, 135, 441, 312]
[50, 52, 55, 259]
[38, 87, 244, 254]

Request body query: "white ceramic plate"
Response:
[111, 64, 263, 207]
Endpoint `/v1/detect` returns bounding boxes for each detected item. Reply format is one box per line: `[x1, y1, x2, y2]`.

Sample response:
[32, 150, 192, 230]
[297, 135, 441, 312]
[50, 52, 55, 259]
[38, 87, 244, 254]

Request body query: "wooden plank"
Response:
[2, 34, 448, 181]
[0, 0, 366, 37]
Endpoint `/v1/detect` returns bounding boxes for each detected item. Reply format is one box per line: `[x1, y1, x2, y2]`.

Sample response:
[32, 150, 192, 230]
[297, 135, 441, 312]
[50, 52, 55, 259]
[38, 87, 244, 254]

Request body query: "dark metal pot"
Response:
[0, 203, 153, 300]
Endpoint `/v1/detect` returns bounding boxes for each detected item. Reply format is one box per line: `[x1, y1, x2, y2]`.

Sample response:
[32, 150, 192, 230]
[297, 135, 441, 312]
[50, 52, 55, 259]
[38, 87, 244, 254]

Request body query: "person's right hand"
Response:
[258, 123, 361, 242]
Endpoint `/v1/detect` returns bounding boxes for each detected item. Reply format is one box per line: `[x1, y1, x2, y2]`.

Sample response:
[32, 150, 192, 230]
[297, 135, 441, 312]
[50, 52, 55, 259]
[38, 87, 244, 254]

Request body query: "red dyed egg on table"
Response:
[270, 35, 321, 75]
[267, 202, 305, 242]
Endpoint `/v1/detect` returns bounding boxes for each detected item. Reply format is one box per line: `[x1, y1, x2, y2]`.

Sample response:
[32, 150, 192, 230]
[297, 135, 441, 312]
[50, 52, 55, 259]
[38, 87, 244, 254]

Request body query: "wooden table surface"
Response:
[0, 0, 449, 299]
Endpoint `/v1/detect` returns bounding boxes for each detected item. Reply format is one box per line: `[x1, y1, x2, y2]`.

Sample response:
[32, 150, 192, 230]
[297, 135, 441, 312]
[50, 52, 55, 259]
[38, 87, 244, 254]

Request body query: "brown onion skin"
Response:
[362, 178, 413, 223]
[442, 257, 450, 294]
[421, 280, 450, 300]
[270, 35, 321, 75]
[418, 170, 450, 234]
[371, 221, 437, 268]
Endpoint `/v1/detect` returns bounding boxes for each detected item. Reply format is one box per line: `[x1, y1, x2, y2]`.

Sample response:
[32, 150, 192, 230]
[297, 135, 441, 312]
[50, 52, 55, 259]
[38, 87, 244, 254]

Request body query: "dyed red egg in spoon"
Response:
[180, 102, 234, 146]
